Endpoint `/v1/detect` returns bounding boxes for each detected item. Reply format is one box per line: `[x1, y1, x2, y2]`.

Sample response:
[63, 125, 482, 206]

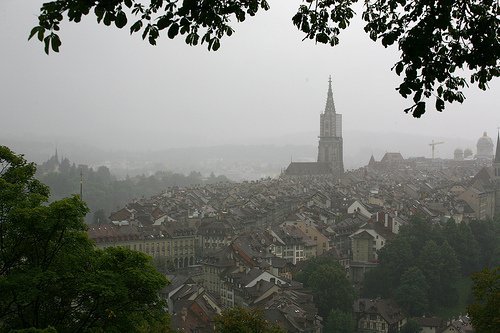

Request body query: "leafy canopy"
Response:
[30, 0, 499, 117]
[324, 309, 355, 333]
[214, 307, 284, 333]
[0, 146, 170, 333]
[468, 267, 500, 333]
[294, 256, 354, 318]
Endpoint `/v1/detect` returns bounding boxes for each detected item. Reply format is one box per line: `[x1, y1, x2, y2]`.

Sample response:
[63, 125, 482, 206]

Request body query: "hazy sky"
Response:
[1, 0, 499, 152]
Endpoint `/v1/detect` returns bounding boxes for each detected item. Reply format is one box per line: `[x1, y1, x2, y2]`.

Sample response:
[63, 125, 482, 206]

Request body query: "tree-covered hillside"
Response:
[362, 216, 500, 317]
[35, 153, 230, 223]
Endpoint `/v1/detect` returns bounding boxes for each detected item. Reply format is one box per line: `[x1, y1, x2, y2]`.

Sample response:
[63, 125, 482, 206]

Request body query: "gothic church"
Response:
[285, 77, 344, 178]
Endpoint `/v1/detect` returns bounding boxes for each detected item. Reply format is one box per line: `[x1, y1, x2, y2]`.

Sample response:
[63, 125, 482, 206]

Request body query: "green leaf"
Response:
[103, 12, 113, 26]
[167, 23, 179, 39]
[37, 27, 45, 42]
[130, 20, 142, 34]
[157, 16, 171, 30]
[28, 27, 39, 41]
[212, 38, 220, 51]
[142, 24, 150, 40]
[43, 36, 50, 55]
[413, 101, 426, 118]
[435, 98, 445, 112]
[316, 33, 328, 44]
[395, 62, 404, 75]
[51, 35, 61, 53]
[115, 11, 127, 29]
[413, 89, 422, 103]
[95, 6, 105, 23]
[437, 85, 445, 96]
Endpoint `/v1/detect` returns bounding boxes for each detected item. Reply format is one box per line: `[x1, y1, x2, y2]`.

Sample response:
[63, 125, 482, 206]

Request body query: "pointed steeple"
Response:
[369, 155, 376, 165]
[324, 75, 336, 114]
[495, 131, 500, 163]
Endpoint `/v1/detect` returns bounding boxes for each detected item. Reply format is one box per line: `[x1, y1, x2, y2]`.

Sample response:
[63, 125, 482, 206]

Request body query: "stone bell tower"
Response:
[317, 76, 344, 177]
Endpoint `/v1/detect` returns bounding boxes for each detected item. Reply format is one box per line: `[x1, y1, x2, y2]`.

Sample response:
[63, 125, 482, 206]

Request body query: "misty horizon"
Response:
[0, 0, 498, 183]
[1, 1, 498, 163]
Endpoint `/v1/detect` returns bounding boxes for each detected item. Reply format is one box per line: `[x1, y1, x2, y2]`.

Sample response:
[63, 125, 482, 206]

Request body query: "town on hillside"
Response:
[43, 79, 498, 333]
[85, 131, 500, 332]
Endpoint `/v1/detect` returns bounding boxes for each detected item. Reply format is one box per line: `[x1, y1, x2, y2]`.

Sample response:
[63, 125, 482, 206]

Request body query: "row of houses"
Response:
[86, 148, 500, 332]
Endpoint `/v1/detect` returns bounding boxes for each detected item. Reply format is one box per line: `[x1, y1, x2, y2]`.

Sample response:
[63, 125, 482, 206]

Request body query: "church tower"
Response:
[493, 132, 500, 216]
[494, 133, 500, 179]
[317, 76, 344, 177]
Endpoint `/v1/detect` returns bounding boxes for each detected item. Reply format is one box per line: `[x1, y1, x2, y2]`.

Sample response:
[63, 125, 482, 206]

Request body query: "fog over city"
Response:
[1, 2, 500, 332]
[1, 0, 498, 177]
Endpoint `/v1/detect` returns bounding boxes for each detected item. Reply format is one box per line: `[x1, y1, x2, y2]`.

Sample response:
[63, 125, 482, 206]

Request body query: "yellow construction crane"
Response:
[429, 140, 445, 159]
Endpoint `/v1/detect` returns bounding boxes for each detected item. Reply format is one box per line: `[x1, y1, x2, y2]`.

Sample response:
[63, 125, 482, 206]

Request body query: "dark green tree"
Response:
[214, 307, 284, 333]
[30, 0, 499, 116]
[468, 267, 500, 333]
[469, 219, 500, 269]
[0, 146, 169, 333]
[361, 266, 390, 298]
[436, 240, 461, 306]
[399, 216, 437, 258]
[416, 240, 443, 308]
[443, 220, 481, 275]
[395, 267, 429, 316]
[295, 256, 354, 317]
[376, 236, 413, 287]
[399, 319, 421, 333]
[324, 309, 355, 333]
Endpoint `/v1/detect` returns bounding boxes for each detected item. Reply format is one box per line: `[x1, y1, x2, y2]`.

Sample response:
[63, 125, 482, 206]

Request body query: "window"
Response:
[382, 323, 385, 330]
[370, 314, 377, 321]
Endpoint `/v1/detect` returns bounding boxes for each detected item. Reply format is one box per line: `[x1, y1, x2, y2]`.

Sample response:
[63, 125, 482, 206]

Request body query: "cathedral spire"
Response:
[324, 75, 336, 114]
[495, 131, 500, 163]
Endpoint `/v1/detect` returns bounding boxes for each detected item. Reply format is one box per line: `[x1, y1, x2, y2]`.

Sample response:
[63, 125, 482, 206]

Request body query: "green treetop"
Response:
[0, 146, 170, 333]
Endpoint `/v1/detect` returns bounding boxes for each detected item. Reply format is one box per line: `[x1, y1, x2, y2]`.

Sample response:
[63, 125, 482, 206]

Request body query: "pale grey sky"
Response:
[1, 0, 499, 153]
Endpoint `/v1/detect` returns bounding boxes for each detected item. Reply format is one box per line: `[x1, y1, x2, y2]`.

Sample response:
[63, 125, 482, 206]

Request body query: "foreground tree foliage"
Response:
[467, 267, 500, 333]
[214, 307, 284, 333]
[324, 308, 355, 333]
[362, 216, 500, 314]
[30, 0, 499, 116]
[295, 256, 354, 318]
[0, 146, 170, 333]
[395, 267, 429, 316]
